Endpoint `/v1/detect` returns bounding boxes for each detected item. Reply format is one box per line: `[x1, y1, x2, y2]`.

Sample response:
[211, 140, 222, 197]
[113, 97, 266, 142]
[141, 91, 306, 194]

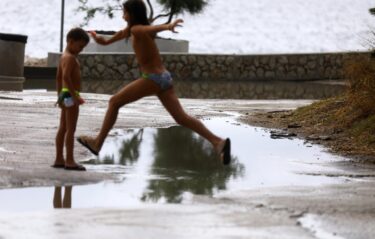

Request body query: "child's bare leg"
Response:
[92, 78, 160, 150]
[63, 186, 72, 208]
[54, 109, 66, 166]
[65, 105, 79, 167]
[158, 88, 225, 152]
[53, 186, 62, 208]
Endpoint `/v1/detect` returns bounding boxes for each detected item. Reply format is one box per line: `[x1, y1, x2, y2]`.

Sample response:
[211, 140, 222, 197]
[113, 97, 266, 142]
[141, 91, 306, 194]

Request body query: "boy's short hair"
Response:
[67, 28, 89, 43]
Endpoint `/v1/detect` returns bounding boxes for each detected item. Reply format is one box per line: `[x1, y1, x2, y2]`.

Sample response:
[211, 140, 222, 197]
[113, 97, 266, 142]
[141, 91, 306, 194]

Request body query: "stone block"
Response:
[0, 33, 27, 91]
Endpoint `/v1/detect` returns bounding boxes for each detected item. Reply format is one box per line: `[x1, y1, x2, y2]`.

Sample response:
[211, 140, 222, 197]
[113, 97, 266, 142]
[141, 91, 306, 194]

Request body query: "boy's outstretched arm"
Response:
[131, 19, 183, 36]
[89, 27, 130, 45]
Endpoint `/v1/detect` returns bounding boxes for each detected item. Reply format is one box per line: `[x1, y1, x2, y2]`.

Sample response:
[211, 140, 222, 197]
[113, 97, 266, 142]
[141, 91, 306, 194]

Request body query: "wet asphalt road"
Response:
[0, 91, 374, 239]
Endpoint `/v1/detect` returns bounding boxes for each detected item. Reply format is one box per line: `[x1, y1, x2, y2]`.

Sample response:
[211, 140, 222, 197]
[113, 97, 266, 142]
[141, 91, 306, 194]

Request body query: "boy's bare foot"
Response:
[51, 164, 65, 169]
[77, 135, 99, 156]
[64, 164, 86, 171]
[51, 159, 65, 169]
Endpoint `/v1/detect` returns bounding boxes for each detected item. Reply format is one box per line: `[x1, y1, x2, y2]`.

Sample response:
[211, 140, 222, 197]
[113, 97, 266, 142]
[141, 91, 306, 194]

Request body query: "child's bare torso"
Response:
[131, 33, 166, 74]
[57, 53, 82, 91]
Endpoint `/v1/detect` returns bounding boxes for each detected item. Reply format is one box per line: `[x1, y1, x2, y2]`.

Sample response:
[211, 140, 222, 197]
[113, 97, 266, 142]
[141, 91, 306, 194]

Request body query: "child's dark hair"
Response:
[66, 28, 90, 43]
[123, 0, 150, 29]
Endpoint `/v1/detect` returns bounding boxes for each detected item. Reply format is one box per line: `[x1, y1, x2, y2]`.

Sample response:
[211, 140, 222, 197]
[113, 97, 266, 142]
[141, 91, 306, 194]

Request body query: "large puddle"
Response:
[0, 118, 348, 211]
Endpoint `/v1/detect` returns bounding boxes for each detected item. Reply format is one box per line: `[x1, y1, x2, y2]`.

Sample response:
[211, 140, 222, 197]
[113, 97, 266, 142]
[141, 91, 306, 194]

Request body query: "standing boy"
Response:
[52, 28, 89, 171]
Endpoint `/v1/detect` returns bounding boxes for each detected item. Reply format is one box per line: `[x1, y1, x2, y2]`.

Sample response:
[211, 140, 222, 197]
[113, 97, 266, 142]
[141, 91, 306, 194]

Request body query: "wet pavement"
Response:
[0, 91, 374, 239]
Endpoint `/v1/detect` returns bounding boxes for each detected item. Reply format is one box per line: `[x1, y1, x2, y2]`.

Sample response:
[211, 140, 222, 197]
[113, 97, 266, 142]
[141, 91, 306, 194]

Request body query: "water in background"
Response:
[0, 0, 374, 57]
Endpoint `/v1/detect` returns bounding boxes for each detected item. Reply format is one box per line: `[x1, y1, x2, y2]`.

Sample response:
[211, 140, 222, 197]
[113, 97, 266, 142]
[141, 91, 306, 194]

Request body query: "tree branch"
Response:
[146, 0, 154, 22]
[165, 0, 177, 24]
[166, 12, 175, 24]
[151, 12, 172, 23]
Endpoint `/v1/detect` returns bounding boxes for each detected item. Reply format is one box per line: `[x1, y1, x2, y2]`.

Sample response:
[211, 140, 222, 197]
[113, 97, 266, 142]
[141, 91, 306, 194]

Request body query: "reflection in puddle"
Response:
[0, 118, 348, 211]
[91, 122, 245, 204]
[53, 186, 72, 209]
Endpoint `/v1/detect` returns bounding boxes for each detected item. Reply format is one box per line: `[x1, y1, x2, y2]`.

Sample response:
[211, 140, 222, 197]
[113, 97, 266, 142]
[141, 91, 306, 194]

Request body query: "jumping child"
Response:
[77, 0, 231, 164]
[52, 28, 89, 171]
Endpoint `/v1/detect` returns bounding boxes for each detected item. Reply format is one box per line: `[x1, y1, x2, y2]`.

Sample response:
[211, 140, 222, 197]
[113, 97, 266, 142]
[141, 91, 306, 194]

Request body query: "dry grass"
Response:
[286, 54, 375, 158]
[344, 55, 375, 119]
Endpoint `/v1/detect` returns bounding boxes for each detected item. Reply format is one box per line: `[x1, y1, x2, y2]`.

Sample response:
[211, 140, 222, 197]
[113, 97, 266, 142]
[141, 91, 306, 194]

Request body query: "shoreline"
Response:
[24, 56, 47, 67]
[241, 109, 375, 164]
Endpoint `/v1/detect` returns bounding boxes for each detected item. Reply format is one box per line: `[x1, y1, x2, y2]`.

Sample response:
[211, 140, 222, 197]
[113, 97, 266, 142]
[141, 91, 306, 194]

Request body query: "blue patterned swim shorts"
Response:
[141, 71, 173, 91]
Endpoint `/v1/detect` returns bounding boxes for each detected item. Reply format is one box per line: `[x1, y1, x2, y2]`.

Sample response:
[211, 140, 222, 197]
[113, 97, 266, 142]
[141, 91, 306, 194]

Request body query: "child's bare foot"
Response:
[214, 139, 225, 153]
[215, 138, 231, 165]
[77, 135, 99, 156]
[64, 163, 86, 171]
[51, 159, 65, 168]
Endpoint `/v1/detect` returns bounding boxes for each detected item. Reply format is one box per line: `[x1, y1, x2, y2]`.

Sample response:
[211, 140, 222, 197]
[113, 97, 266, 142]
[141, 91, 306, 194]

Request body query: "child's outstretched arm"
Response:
[89, 27, 130, 45]
[131, 19, 183, 36]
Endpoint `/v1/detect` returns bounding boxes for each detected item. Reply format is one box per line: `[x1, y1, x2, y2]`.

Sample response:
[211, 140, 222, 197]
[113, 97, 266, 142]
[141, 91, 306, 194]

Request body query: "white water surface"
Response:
[0, 0, 374, 57]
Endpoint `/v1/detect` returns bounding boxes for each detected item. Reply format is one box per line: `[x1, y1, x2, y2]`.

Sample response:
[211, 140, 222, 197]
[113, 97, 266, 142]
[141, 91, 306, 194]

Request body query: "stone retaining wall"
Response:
[47, 51, 369, 98]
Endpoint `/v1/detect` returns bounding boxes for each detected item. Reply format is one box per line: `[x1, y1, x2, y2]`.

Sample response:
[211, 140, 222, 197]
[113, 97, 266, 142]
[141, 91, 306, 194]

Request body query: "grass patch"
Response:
[350, 114, 375, 150]
[286, 55, 375, 159]
[292, 96, 345, 126]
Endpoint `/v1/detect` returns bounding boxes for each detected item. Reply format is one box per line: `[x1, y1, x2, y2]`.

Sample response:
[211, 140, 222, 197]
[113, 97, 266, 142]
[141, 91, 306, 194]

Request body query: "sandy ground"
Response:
[0, 91, 374, 239]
